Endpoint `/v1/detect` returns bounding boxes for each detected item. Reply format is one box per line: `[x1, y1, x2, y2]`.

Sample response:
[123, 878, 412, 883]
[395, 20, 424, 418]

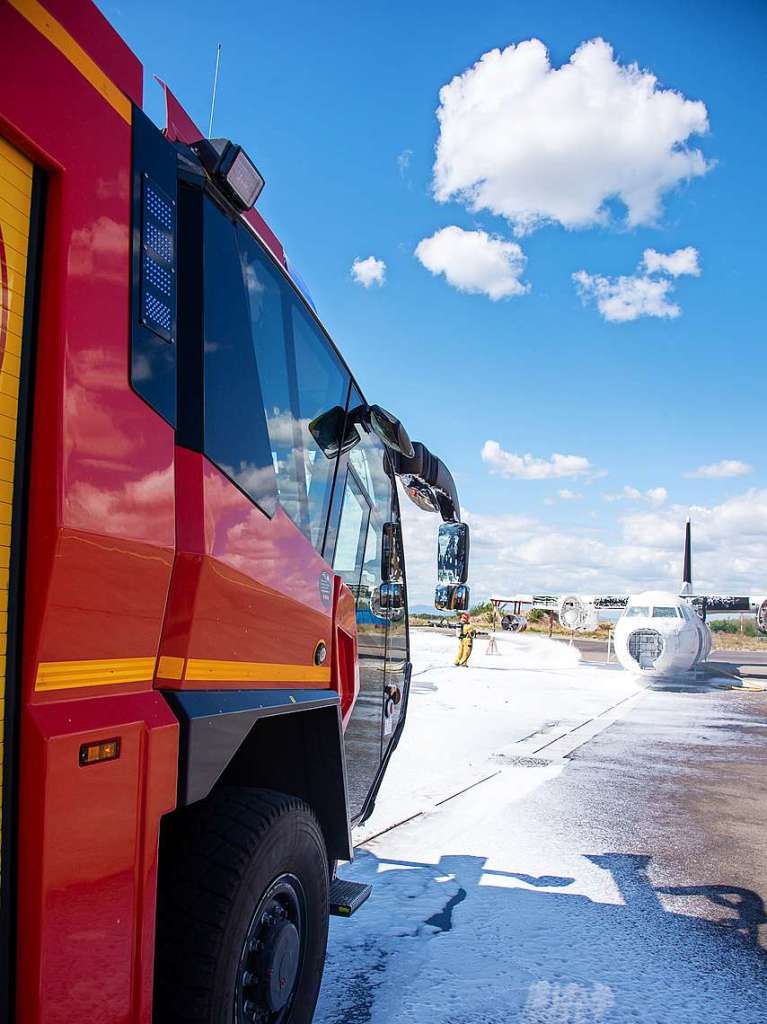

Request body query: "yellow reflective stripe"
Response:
[185, 659, 331, 685]
[35, 657, 156, 691]
[8, 0, 132, 125]
[156, 655, 184, 681]
[33, 655, 332, 690]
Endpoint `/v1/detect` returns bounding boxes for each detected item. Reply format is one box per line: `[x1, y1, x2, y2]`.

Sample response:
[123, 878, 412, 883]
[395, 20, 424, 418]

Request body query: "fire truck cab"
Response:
[0, 2, 468, 1021]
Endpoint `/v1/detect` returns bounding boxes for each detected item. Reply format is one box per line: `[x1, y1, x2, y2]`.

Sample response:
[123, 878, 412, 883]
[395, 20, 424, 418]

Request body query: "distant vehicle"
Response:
[491, 521, 766, 677]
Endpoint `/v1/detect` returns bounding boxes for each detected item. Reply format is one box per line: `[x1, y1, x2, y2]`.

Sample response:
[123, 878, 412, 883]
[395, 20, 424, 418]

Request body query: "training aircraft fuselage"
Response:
[613, 590, 712, 675]
[491, 521, 766, 679]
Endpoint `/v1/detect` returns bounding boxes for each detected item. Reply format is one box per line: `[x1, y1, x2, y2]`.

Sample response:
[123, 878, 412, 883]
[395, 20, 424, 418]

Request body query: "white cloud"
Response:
[433, 37, 711, 236]
[351, 256, 386, 288]
[684, 459, 753, 479]
[400, 483, 767, 607]
[642, 246, 700, 277]
[573, 269, 680, 322]
[482, 440, 596, 480]
[645, 487, 668, 507]
[603, 486, 667, 507]
[415, 226, 529, 300]
[397, 149, 412, 177]
[573, 246, 701, 323]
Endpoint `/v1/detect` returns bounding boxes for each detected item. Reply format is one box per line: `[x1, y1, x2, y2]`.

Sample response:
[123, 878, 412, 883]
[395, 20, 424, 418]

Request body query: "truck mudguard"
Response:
[165, 688, 353, 861]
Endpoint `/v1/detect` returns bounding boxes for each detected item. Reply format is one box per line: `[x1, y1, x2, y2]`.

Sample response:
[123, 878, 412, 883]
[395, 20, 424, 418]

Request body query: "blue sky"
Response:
[98, 0, 767, 603]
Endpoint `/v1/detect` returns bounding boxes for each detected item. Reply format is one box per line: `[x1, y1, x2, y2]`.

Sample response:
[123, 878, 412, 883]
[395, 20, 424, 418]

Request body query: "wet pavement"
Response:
[557, 681, 767, 947]
[319, 666, 767, 1022]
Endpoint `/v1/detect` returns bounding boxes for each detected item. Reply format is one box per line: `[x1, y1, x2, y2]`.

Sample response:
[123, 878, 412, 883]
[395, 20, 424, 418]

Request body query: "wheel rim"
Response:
[235, 873, 307, 1023]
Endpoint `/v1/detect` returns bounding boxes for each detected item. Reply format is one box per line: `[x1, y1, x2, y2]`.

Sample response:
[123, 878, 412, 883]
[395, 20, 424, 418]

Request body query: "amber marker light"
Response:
[79, 737, 121, 767]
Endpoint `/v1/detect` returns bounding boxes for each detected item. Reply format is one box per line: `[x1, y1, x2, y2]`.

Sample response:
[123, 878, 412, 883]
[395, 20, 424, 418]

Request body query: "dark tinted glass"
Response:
[290, 301, 350, 550]
[234, 221, 350, 551]
[203, 200, 277, 514]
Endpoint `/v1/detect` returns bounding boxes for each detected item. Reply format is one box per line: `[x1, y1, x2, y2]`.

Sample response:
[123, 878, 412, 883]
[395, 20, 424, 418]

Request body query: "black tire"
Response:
[154, 787, 329, 1024]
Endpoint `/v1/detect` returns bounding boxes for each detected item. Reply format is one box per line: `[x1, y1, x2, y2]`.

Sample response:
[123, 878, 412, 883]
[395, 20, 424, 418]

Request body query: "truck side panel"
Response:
[0, 2, 178, 1020]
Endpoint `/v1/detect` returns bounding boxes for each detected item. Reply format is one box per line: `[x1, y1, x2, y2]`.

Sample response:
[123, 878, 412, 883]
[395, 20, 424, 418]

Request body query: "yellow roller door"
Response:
[0, 135, 33, 908]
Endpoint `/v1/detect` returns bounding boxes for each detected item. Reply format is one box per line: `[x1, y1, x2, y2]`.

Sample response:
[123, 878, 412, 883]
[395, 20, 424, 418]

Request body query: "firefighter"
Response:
[454, 612, 477, 667]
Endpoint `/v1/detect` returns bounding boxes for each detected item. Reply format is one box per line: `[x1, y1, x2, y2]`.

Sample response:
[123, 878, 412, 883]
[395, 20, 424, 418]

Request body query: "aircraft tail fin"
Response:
[680, 517, 693, 596]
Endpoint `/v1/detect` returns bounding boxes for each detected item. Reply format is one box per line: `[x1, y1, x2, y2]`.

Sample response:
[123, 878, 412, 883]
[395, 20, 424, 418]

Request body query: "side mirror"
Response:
[368, 405, 415, 459]
[381, 522, 403, 583]
[378, 582, 405, 612]
[435, 583, 470, 611]
[308, 405, 360, 458]
[438, 522, 470, 584]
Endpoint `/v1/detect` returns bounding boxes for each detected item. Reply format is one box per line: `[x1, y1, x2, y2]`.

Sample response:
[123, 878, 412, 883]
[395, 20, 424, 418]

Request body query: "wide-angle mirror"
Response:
[434, 583, 470, 611]
[368, 405, 415, 459]
[375, 582, 405, 615]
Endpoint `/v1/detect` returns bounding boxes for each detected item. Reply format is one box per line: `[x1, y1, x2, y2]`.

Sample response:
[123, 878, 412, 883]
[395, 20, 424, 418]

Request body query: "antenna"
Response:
[208, 43, 222, 139]
[681, 517, 692, 595]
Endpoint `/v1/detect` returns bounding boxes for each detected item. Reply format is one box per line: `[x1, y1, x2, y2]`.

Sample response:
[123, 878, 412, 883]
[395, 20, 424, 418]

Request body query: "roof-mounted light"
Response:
[191, 138, 265, 211]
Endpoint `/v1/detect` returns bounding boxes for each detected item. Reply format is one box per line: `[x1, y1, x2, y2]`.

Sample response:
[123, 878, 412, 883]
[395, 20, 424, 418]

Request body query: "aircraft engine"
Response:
[757, 598, 767, 635]
[501, 613, 527, 632]
[558, 595, 589, 631]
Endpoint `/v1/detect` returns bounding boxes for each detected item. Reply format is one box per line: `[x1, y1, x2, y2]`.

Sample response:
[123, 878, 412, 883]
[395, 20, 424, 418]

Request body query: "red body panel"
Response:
[1, 2, 358, 1020]
[1, 2, 177, 1020]
[332, 573, 360, 727]
[157, 449, 334, 688]
[17, 693, 178, 1023]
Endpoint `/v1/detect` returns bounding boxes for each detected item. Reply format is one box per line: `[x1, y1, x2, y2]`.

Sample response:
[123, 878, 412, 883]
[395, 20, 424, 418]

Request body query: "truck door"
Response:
[330, 393, 405, 823]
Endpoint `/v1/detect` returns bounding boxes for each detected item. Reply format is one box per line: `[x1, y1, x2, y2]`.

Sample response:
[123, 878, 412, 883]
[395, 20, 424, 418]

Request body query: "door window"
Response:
[200, 196, 351, 551]
[290, 302, 350, 550]
[203, 201, 278, 514]
[333, 472, 371, 594]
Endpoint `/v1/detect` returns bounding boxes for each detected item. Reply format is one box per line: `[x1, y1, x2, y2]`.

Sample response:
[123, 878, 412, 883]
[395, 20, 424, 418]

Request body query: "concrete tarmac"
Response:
[320, 632, 767, 1022]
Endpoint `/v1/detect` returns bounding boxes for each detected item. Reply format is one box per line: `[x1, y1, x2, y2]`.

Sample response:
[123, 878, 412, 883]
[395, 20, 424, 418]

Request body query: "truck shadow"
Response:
[317, 849, 767, 1024]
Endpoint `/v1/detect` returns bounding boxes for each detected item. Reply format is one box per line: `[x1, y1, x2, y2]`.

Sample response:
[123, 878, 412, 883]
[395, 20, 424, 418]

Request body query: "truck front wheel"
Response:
[154, 787, 330, 1023]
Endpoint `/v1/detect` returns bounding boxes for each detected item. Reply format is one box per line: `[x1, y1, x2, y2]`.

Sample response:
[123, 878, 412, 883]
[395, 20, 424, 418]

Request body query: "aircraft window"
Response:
[625, 606, 649, 617]
[653, 606, 679, 618]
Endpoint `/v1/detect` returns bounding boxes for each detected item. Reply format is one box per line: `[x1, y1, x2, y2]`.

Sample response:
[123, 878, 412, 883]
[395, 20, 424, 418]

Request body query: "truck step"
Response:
[329, 877, 372, 918]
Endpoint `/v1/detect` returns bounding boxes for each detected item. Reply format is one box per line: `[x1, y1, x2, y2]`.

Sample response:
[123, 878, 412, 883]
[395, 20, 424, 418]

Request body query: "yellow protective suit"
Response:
[454, 623, 477, 666]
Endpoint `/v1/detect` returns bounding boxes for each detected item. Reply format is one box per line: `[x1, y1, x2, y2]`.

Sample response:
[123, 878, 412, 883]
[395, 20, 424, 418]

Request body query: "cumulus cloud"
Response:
[351, 256, 386, 288]
[482, 440, 598, 480]
[415, 226, 529, 300]
[684, 459, 752, 479]
[603, 486, 667, 507]
[400, 481, 767, 606]
[573, 246, 701, 322]
[573, 270, 680, 322]
[642, 246, 700, 277]
[433, 37, 711, 235]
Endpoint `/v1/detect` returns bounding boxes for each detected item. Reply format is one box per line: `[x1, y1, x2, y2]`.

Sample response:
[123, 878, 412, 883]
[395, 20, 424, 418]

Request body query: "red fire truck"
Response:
[0, 2, 471, 1021]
